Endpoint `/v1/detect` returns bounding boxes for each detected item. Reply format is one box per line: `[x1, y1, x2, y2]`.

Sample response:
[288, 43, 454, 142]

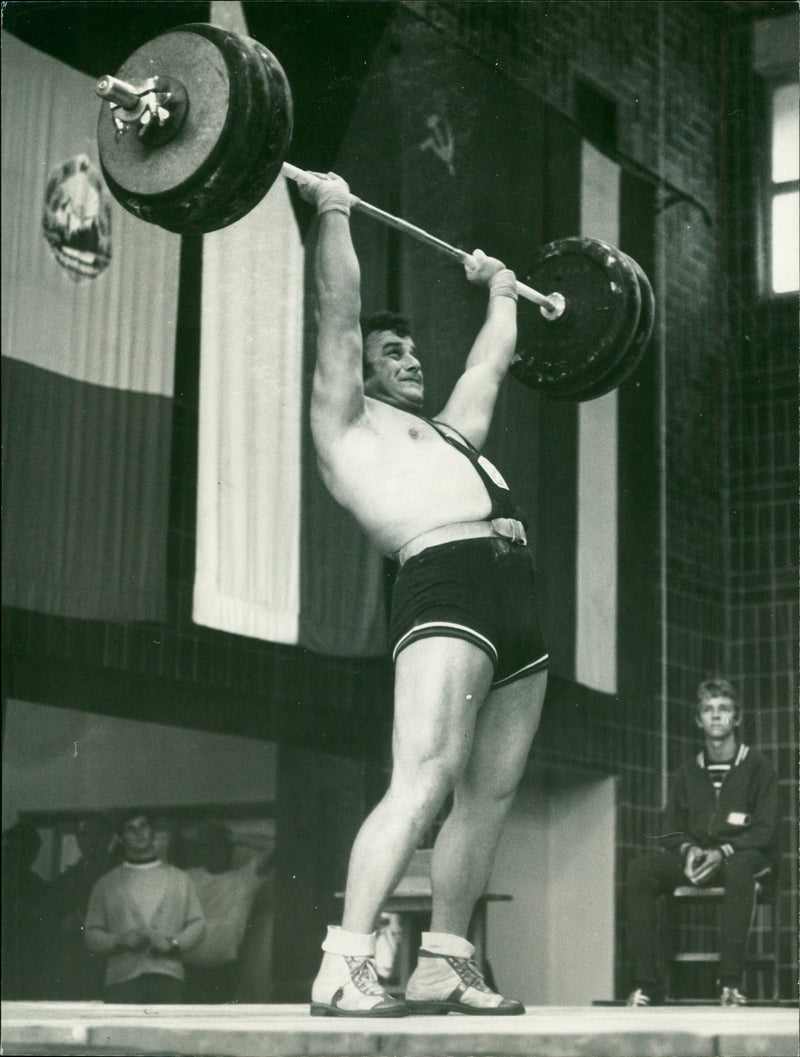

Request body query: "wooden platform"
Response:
[1, 1001, 797, 1057]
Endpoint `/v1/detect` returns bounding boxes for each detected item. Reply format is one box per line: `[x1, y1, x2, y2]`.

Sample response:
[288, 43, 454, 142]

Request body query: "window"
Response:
[767, 80, 799, 295]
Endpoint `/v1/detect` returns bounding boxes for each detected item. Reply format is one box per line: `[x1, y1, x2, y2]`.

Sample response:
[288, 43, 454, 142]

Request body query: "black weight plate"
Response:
[159, 26, 293, 233]
[566, 253, 655, 401]
[99, 24, 293, 233]
[196, 35, 293, 232]
[511, 237, 641, 398]
[98, 28, 232, 198]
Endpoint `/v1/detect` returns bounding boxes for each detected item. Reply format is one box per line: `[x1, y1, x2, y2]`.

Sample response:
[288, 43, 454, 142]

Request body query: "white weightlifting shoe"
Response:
[310, 953, 408, 1017]
[405, 948, 524, 1015]
[310, 927, 408, 1017]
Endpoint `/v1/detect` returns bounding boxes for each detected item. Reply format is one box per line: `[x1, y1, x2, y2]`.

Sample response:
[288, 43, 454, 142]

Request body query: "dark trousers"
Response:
[184, 961, 239, 1004]
[104, 973, 184, 1004]
[625, 849, 770, 993]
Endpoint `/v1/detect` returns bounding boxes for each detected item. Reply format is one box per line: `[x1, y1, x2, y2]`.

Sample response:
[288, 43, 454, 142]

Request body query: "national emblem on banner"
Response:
[42, 154, 112, 280]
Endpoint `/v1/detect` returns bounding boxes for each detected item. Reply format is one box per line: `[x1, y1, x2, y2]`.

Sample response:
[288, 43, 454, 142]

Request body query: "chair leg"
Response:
[664, 900, 674, 1001]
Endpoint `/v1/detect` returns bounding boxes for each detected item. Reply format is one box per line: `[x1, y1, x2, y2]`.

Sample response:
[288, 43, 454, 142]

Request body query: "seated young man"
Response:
[625, 678, 779, 1007]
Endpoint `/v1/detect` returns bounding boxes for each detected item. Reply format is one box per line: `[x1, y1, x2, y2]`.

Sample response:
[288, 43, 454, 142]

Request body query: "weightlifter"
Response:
[297, 171, 548, 1017]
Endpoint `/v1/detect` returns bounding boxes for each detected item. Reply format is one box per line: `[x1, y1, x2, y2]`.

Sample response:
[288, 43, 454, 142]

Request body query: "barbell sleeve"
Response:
[96, 74, 144, 108]
[281, 163, 561, 314]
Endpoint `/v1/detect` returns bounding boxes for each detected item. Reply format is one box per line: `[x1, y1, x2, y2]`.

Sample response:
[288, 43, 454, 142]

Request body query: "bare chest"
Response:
[342, 413, 479, 491]
[322, 408, 492, 550]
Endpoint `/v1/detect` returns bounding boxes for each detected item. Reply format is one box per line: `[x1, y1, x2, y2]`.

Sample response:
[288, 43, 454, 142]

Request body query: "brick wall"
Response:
[721, 16, 798, 1002]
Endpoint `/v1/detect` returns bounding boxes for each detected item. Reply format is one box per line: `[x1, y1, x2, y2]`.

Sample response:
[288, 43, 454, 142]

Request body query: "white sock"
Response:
[420, 931, 474, 959]
[321, 925, 376, 957]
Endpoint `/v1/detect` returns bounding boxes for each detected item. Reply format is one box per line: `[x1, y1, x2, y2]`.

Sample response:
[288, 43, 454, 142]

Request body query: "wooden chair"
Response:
[665, 875, 780, 1002]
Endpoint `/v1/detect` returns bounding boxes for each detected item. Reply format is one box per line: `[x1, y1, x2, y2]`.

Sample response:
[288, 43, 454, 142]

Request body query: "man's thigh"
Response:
[721, 849, 772, 885]
[392, 635, 495, 776]
[628, 852, 687, 891]
[459, 669, 548, 798]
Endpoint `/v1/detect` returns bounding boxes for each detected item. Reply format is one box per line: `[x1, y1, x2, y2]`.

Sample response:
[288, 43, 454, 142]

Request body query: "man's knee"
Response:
[388, 755, 459, 821]
[457, 752, 524, 807]
[453, 772, 518, 823]
[721, 850, 769, 888]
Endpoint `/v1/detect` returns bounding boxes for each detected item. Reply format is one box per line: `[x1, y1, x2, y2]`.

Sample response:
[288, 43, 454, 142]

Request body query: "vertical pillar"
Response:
[272, 744, 377, 1002]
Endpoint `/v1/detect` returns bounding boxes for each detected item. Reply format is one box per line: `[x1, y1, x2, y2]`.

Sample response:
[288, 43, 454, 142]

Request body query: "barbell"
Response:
[95, 22, 654, 400]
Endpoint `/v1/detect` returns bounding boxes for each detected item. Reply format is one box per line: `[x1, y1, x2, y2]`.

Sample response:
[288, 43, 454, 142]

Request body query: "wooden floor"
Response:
[2, 1001, 798, 1057]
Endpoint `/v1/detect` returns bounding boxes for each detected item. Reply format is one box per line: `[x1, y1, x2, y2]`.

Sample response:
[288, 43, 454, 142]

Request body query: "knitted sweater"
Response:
[84, 861, 205, 986]
[660, 743, 779, 867]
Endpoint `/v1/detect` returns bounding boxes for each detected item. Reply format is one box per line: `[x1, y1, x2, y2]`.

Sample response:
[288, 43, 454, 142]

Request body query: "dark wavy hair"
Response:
[116, 808, 154, 834]
[361, 311, 413, 378]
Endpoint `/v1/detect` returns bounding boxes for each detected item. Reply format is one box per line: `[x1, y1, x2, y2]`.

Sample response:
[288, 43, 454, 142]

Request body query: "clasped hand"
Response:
[117, 929, 176, 953]
[463, 248, 506, 285]
[294, 170, 350, 207]
[146, 930, 177, 954]
[118, 929, 147, 950]
[684, 845, 723, 884]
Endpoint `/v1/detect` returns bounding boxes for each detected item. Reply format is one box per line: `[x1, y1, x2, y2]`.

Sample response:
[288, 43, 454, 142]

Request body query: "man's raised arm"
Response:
[436, 251, 519, 450]
[295, 172, 365, 449]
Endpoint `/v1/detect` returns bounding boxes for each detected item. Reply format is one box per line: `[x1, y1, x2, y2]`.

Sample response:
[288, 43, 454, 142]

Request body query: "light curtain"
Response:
[1, 32, 180, 620]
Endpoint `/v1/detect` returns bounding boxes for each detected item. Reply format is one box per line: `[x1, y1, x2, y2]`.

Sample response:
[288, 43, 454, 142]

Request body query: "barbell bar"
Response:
[94, 22, 653, 400]
[280, 162, 563, 316]
[96, 72, 562, 318]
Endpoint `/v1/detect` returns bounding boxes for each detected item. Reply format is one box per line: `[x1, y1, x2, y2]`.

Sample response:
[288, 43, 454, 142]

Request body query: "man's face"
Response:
[696, 695, 740, 741]
[363, 330, 424, 411]
[121, 816, 155, 862]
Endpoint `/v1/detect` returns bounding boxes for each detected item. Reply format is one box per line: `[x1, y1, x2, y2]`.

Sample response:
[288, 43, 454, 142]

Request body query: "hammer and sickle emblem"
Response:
[420, 114, 455, 176]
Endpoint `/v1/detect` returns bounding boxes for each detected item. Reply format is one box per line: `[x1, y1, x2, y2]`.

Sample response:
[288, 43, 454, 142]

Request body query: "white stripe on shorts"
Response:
[392, 621, 499, 665]
[490, 653, 550, 688]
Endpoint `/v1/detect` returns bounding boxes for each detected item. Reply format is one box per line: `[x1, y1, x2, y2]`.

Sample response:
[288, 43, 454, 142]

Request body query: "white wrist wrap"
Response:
[317, 184, 351, 216]
[489, 268, 518, 301]
[321, 925, 376, 956]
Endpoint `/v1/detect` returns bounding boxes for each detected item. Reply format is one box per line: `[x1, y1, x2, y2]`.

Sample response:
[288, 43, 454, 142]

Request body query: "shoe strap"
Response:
[446, 955, 492, 993]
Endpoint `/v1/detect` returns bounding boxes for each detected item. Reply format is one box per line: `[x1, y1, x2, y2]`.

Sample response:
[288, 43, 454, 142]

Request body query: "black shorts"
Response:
[389, 536, 549, 689]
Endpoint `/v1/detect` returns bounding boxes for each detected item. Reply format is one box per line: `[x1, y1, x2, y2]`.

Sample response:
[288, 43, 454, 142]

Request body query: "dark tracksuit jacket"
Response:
[628, 743, 780, 991]
[660, 743, 779, 867]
